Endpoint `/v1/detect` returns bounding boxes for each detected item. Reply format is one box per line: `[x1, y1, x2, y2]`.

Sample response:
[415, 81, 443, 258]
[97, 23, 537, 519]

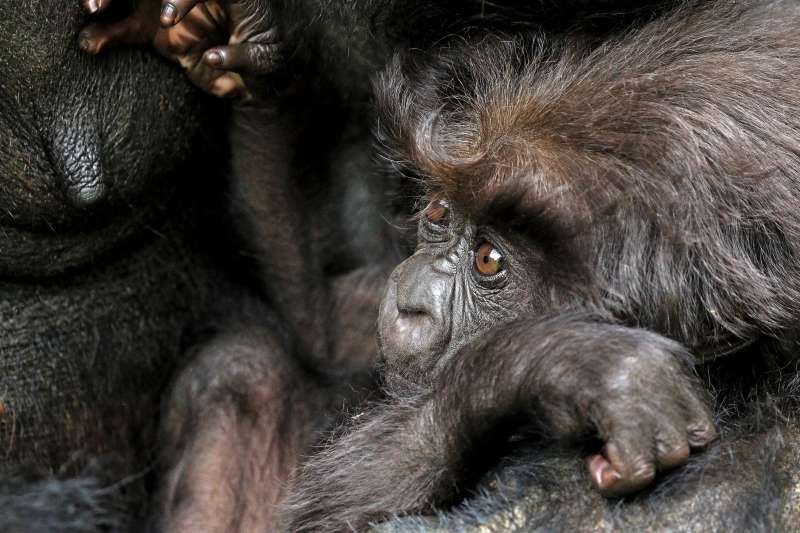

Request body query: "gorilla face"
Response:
[0, 0, 205, 277]
[378, 195, 559, 383]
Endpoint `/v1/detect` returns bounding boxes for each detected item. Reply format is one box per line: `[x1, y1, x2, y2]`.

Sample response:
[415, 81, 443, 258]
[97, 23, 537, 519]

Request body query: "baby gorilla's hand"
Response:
[79, 0, 280, 99]
[435, 317, 719, 498]
[537, 330, 718, 497]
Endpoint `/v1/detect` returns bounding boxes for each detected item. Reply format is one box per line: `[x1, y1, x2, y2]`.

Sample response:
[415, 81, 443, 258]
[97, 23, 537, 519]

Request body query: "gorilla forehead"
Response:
[0, 0, 208, 274]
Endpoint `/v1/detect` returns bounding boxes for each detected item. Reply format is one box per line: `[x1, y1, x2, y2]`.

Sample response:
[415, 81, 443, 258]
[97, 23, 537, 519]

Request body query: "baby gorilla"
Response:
[82, 0, 800, 531]
[291, 1, 800, 529]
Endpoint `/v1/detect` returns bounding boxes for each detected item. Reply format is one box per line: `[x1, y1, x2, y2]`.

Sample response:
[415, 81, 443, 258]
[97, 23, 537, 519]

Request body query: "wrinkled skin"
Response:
[0, 0, 248, 529]
[0, 1, 203, 275]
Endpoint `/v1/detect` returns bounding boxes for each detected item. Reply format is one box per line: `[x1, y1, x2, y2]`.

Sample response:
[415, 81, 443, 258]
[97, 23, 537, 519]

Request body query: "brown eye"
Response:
[475, 242, 505, 276]
[424, 197, 449, 225]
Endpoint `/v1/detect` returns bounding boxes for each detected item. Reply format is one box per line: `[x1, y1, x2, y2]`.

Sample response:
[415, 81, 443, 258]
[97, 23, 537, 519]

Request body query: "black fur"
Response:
[0, 476, 124, 533]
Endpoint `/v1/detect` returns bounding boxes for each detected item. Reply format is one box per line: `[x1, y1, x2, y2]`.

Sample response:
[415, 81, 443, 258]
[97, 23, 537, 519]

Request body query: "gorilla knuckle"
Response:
[656, 442, 690, 469]
[249, 43, 281, 72]
[628, 461, 657, 485]
[688, 420, 719, 447]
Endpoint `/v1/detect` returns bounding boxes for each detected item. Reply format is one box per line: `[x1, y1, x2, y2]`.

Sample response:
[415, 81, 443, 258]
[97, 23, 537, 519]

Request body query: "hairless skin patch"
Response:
[52, 122, 106, 208]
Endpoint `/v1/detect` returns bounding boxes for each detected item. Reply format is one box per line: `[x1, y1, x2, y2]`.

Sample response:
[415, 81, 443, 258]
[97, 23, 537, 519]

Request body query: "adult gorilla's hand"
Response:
[79, 0, 280, 99]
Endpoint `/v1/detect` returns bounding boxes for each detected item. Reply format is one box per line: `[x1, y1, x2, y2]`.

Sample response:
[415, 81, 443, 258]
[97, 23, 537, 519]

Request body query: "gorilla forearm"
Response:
[229, 102, 330, 359]
[230, 99, 395, 371]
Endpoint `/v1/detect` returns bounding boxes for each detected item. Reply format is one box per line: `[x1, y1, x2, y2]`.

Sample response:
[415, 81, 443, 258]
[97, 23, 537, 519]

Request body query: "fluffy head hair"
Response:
[374, 0, 800, 226]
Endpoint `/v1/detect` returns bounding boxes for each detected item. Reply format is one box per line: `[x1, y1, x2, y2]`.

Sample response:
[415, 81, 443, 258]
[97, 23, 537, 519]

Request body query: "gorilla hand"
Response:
[451, 315, 719, 497]
[79, 0, 280, 98]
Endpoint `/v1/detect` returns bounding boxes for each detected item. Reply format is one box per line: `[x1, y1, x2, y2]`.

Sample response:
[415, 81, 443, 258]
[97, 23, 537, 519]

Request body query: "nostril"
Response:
[396, 300, 429, 317]
[393, 252, 450, 321]
[395, 286, 431, 317]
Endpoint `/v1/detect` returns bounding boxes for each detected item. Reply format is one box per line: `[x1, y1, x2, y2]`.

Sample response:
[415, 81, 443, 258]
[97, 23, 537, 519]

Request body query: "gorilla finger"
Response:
[591, 435, 656, 497]
[211, 73, 251, 99]
[83, 0, 110, 14]
[79, 17, 151, 55]
[160, 0, 203, 27]
[654, 427, 690, 471]
[687, 418, 718, 449]
[586, 454, 622, 494]
[186, 64, 250, 99]
[680, 393, 718, 449]
[203, 43, 283, 75]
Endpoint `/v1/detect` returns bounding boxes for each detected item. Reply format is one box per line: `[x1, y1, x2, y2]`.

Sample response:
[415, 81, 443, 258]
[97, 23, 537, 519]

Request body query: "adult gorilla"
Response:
[0, 1, 250, 530]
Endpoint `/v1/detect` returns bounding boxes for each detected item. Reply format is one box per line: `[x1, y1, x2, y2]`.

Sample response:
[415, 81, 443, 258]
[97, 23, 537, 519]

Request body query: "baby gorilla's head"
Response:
[373, 40, 604, 385]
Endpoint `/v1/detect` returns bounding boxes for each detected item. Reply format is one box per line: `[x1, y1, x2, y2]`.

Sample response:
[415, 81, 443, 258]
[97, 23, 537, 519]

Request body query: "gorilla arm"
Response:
[285, 313, 716, 533]
[149, 98, 392, 531]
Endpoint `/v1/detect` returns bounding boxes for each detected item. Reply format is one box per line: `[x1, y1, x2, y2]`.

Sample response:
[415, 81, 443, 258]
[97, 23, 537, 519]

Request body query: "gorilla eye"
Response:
[424, 197, 450, 225]
[475, 242, 505, 276]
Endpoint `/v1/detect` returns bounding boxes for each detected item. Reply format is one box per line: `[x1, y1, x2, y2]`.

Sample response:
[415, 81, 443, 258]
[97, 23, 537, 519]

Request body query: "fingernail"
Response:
[86, 0, 99, 13]
[160, 3, 177, 26]
[205, 50, 223, 67]
[601, 464, 622, 489]
[590, 459, 606, 488]
[588, 455, 612, 489]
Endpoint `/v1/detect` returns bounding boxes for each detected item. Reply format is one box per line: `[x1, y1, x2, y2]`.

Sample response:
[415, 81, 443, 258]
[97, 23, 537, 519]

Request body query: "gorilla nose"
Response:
[377, 251, 454, 376]
[394, 253, 450, 320]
